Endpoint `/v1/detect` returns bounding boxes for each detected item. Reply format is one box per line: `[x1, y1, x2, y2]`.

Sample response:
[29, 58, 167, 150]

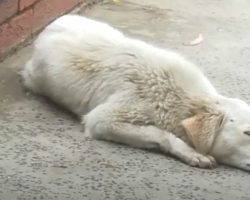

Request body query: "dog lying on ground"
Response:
[22, 15, 250, 171]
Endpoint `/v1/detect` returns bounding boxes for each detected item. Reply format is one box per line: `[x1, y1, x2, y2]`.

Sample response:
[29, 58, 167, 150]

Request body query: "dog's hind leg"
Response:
[84, 103, 216, 168]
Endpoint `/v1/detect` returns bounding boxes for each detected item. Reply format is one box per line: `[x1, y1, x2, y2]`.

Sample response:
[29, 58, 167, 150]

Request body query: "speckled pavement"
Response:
[0, 0, 250, 200]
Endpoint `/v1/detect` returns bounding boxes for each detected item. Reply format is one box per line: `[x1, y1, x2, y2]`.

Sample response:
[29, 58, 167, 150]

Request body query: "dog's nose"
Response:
[243, 131, 250, 136]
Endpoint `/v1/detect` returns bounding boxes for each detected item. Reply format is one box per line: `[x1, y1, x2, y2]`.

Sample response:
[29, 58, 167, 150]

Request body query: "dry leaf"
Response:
[184, 33, 204, 46]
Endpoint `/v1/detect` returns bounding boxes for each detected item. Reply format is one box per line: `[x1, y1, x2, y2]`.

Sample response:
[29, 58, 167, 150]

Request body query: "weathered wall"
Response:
[0, 0, 98, 61]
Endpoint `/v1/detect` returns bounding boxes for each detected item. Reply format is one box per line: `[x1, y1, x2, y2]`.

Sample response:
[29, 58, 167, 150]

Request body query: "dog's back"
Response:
[22, 15, 218, 116]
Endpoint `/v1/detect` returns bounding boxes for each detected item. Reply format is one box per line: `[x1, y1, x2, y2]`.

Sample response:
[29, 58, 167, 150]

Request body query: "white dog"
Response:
[22, 15, 250, 171]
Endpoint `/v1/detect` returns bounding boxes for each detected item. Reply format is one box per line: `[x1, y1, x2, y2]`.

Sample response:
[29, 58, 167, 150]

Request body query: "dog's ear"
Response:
[182, 112, 225, 154]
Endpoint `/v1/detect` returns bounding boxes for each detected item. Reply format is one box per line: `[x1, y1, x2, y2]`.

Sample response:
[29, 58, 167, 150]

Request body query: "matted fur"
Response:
[22, 15, 250, 171]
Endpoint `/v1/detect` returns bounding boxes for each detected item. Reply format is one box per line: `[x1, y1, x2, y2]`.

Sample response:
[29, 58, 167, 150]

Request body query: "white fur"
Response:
[22, 15, 250, 171]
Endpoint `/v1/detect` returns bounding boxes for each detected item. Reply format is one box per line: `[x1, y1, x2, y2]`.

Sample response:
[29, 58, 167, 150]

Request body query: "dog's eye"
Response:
[243, 131, 250, 136]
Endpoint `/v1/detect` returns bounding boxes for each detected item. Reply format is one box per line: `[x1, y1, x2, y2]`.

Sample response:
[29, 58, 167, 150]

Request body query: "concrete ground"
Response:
[0, 0, 250, 199]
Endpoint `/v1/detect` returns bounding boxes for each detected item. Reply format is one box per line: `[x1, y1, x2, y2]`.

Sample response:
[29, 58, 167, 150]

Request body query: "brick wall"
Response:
[0, 0, 97, 61]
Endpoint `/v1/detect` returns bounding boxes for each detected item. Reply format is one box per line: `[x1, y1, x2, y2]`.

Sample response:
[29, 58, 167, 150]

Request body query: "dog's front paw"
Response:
[186, 153, 217, 168]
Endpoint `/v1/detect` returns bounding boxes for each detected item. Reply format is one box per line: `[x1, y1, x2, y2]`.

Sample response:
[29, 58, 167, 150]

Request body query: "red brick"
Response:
[0, 9, 33, 56]
[19, 0, 40, 11]
[31, 0, 79, 32]
[0, 0, 81, 59]
[0, 0, 18, 24]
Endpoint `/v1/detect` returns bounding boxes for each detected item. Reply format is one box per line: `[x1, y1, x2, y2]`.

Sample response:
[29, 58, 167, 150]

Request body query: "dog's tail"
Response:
[21, 59, 39, 93]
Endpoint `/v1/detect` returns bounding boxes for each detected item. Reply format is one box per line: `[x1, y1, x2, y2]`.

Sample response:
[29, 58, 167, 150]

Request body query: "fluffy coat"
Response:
[22, 15, 250, 170]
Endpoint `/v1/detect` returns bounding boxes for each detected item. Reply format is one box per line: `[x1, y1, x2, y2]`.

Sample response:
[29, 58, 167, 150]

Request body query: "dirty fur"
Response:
[22, 15, 250, 171]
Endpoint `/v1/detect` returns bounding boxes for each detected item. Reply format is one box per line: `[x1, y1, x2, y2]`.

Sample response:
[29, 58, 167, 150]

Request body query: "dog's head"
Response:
[182, 97, 250, 171]
[211, 97, 250, 171]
